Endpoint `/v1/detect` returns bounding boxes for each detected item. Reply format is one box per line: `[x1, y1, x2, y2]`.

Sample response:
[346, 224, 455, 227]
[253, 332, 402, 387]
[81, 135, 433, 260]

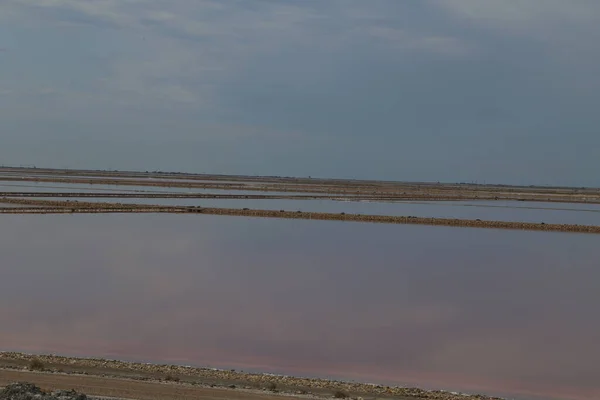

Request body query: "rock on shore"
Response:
[0, 383, 87, 400]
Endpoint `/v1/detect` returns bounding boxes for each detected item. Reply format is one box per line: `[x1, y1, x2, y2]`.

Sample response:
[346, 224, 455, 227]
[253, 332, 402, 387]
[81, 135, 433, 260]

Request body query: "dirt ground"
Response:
[0, 369, 304, 400]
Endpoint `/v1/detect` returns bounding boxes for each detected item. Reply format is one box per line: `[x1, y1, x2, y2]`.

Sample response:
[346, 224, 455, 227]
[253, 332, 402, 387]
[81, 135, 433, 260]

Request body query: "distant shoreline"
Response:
[1, 165, 596, 191]
[1, 165, 600, 194]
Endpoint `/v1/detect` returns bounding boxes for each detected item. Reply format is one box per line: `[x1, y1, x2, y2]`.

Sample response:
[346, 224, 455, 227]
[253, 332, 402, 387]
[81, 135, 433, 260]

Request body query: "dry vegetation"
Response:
[28, 359, 45, 371]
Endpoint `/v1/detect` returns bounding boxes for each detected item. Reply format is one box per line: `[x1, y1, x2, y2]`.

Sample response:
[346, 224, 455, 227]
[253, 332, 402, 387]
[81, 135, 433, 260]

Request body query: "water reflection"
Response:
[0, 215, 598, 400]
[0, 182, 326, 197]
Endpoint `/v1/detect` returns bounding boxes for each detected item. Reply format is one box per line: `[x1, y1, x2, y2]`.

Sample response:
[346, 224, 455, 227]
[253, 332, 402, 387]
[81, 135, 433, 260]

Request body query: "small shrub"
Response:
[334, 390, 348, 399]
[29, 358, 45, 371]
[165, 374, 180, 382]
[267, 382, 277, 391]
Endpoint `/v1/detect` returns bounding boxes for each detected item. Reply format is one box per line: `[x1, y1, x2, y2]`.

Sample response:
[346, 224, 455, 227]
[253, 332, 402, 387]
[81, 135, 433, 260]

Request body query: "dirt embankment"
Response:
[1, 197, 600, 234]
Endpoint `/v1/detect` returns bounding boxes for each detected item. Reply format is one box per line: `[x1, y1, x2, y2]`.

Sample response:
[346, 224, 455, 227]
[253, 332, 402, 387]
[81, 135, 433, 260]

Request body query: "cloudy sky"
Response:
[1, 1, 599, 186]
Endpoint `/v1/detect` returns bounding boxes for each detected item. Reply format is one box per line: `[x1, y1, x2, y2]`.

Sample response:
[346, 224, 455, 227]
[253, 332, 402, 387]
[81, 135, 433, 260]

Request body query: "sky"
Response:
[1, 0, 600, 186]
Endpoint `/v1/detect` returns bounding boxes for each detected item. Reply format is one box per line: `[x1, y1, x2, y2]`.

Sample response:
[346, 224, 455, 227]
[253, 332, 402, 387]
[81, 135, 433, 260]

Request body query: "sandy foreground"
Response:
[0, 371, 289, 400]
[0, 353, 503, 400]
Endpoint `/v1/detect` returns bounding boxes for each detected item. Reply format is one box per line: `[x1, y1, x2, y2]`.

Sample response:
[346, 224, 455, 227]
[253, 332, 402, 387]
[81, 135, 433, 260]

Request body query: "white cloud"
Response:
[433, 0, 600, 91]
[0, 0, 321, 43]
[0, 0, 337, 109]
[435, 0, 600, 29]
[97, 38, 217, 107]
[367, 26, 469, 55]
[2, 0, 141, 25]
[0, 0, 471, 114]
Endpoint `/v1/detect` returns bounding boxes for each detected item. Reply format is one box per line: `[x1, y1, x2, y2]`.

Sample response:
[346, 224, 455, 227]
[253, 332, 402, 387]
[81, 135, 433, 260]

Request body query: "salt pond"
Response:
[0, 214, 598, 400]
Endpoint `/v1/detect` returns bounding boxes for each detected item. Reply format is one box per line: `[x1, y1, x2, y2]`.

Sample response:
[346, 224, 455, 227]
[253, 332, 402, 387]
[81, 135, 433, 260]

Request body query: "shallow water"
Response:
[0, 214, 598, 400]
[0, 172, 287, 186]
[0, 182, 327, 197]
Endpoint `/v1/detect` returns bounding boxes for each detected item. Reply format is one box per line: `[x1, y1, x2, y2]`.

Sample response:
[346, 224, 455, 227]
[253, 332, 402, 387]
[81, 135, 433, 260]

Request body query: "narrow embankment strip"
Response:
[2, 175, 600, 203]
[1, 198, 599, 234]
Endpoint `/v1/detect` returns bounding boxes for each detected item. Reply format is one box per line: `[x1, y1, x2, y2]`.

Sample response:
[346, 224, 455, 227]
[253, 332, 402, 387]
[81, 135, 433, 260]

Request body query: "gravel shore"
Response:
[0, 353, 503, 400]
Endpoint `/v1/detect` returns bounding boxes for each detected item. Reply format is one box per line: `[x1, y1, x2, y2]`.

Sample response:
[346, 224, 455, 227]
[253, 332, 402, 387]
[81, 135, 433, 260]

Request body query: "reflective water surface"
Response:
[0, 215, 599, 400]
[0, 182, 327, 197]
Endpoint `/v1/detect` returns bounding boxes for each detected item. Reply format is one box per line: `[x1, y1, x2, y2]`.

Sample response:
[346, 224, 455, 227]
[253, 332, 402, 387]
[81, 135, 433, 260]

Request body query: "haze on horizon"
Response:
[1, 1, 599, 186]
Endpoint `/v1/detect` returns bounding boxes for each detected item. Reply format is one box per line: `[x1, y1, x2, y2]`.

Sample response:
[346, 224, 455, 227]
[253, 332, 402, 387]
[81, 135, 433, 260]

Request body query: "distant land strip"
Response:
[1, 198, 599, 234]
[0, 192, 350, 200]
[1, 165, 599, 191]
[3, 173, 600, 204]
